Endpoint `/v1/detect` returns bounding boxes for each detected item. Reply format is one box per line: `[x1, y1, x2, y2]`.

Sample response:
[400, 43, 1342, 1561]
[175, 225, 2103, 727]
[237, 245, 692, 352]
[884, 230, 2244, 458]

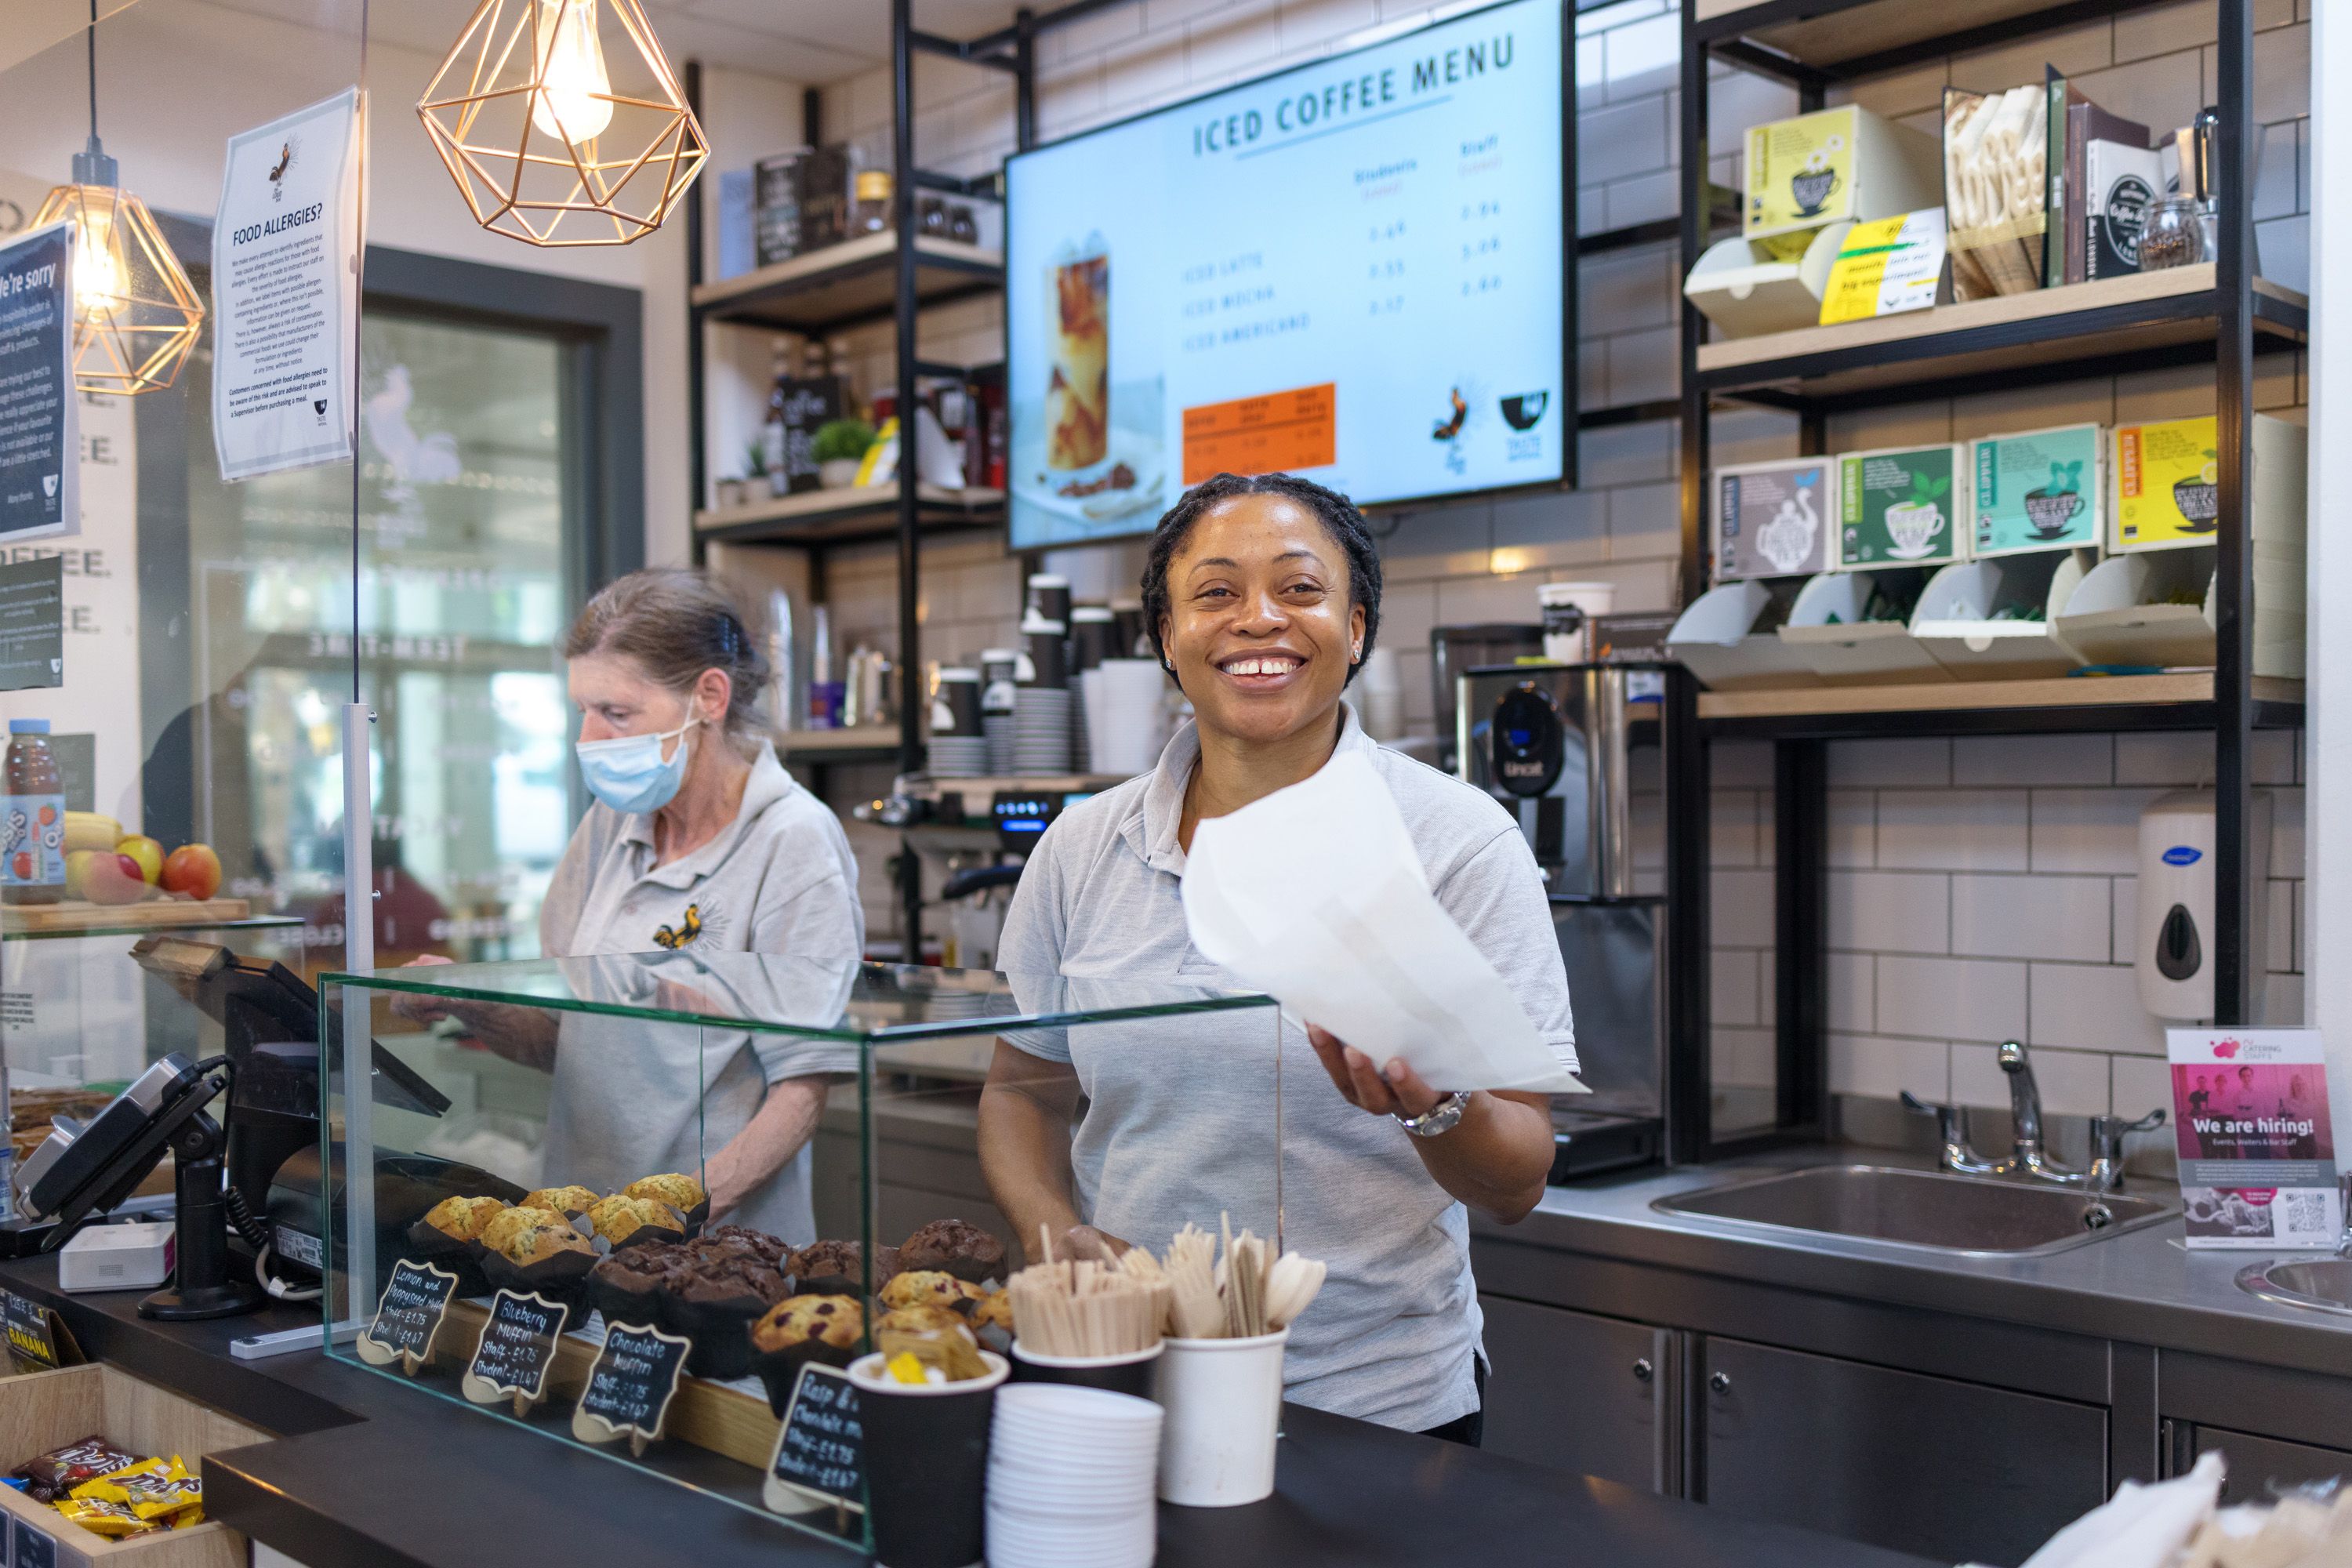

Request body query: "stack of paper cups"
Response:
[1084, 659, 1171, 779]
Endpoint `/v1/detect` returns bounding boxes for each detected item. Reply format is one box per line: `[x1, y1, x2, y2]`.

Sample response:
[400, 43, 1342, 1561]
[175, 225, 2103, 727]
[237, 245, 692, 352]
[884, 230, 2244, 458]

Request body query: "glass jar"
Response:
[852, 169, 891, 234]
[2140, 196, 2208, 270]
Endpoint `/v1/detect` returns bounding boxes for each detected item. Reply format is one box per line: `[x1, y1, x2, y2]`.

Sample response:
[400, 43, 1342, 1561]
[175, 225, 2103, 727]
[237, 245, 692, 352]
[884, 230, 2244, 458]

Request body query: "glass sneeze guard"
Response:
[321, 957, 1280, 1550]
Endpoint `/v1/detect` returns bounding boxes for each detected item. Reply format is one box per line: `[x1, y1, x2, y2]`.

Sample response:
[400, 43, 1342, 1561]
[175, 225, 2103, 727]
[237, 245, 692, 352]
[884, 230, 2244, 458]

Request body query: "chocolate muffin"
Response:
[699, 1225, 789, 1268]
[586, 1241, 688, 1328]
[898, 1218, 1006, 1284]
[788, 1240, 866, 1295]
[667, 1251, 792, 1379]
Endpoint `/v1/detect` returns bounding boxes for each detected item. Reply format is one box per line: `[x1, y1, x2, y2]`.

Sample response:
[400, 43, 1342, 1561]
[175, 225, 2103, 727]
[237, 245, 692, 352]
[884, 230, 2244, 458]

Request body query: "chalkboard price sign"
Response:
[355, 1258, 460, 1376]
[461, 1290, 570, 1417]
[13, 1512, 58, 1568]
[572, 1319, 690, 1457]
[2, 1290, 64, 1374]
[762, 1363, 866, 1518]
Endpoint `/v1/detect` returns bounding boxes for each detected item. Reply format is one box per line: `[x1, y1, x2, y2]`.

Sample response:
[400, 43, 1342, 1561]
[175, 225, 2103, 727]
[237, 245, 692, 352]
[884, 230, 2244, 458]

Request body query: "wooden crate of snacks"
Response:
[0, 1363, 265, 1568]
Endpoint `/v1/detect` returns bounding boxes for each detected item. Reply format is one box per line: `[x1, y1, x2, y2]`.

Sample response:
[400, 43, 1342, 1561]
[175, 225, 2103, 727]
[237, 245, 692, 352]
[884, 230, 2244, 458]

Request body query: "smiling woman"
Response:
[978, 471, 1577, 1446]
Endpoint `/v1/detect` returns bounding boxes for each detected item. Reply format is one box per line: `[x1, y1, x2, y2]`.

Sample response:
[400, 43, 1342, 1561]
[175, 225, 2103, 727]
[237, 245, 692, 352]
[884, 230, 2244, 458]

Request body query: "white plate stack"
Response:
[1011, 687, 1074, 776]
[930, 734, 988, 779]
[986, 1384, 1162, 1568]
[1084, 660, 1172, 779]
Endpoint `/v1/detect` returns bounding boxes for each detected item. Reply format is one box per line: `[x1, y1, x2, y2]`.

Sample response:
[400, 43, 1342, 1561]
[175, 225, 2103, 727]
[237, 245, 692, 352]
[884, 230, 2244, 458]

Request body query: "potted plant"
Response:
[813, 419, 876, 488]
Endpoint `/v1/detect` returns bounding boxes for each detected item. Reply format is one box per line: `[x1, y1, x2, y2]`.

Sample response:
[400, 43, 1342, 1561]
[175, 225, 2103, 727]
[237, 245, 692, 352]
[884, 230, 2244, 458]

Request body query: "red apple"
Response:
[85, 853, 147, 906]
[162, 844, 222, 901]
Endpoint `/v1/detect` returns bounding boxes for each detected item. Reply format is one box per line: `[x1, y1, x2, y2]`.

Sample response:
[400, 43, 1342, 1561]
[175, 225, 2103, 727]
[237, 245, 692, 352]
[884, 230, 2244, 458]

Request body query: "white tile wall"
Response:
[782, 0, 2313, 1109]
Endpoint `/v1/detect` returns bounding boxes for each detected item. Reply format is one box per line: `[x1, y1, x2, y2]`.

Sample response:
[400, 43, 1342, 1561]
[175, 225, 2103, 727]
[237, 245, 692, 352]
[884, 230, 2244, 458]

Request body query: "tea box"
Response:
[1742, 105, 1940, 256]
[2111, 413, 2307, 554]
[1838, 443, 1969, 568]
[1972, 423, 2103, 556]
[1714, 458, 1833, 582]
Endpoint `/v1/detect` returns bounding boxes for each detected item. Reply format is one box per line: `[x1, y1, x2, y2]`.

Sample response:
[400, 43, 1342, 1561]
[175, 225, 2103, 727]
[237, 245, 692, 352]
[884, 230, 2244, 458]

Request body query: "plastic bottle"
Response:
[2, 719, 66, 904]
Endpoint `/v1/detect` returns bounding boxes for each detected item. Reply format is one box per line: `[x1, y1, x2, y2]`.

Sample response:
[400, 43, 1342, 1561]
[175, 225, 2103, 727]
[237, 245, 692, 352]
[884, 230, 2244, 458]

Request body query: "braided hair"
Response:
[1139, 472, 1383, 686]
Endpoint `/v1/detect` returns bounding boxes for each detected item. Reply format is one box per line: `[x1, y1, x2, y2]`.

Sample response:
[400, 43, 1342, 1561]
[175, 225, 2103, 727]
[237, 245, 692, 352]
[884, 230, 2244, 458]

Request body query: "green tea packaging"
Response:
[1838, 443, 1968, 568]
[1972, 423, 2103, 556]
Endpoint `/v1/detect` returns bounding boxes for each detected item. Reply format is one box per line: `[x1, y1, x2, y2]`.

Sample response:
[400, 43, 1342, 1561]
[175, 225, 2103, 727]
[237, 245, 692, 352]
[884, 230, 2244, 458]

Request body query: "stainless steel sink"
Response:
[1653, 1163, 2178, 1257]
[2238, 1258, 2352, 1315]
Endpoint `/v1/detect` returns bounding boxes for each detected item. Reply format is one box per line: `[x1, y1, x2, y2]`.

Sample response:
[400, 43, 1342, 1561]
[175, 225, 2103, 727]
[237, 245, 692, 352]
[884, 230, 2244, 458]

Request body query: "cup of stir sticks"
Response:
[1005, 1225, 1167, 1399]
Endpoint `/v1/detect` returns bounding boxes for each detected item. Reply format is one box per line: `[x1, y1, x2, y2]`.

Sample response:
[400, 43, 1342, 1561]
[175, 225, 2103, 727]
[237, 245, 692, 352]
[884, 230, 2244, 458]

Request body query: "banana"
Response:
[62, 812, 122, 854]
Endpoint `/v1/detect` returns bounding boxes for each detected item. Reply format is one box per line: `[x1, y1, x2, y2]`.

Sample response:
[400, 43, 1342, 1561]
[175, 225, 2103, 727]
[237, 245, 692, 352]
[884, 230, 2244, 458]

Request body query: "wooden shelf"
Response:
[1698, 673, 2306, 740]
[1694, 267, 2307, 405]
[0, 897, 267, 936]
[694, 483, 1003, 546]
[911, 773, 1131, 802]
[690, 230, 1001, 332]
[1693, 0, 2165, 76]
[778, 728, 901, 760]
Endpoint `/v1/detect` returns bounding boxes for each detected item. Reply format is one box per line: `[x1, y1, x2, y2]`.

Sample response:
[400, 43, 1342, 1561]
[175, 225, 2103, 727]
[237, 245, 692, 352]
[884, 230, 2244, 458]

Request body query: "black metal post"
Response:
[803, 85, 822, 147]
[893, 0, 925, 961]
[1773, 739, 1828, 1132]
[1015, 9, 1037, 151]
[1664, 666, 1711, 1162]
[1675, 1, 1710, 608]
[2213, 0, 2253, 1025]
[1560, 3, 1579, 488]
[684, 60, 706, 566]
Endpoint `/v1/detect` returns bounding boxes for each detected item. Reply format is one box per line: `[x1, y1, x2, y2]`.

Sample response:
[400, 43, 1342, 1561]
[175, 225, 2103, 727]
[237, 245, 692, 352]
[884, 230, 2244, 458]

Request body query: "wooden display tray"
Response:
[0, 1362, 264, 1567]
[437, 1298, 780, 1468]
[1, 898, 252, 935]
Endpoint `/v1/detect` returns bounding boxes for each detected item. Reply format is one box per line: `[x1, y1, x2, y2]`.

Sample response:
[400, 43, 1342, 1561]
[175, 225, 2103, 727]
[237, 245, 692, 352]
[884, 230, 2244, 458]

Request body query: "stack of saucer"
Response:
[931, 734, 988, 779]
[931, 668, 987, 779]
[1011, 686, 1073, 776]
[986, 1384, 1161, 1568]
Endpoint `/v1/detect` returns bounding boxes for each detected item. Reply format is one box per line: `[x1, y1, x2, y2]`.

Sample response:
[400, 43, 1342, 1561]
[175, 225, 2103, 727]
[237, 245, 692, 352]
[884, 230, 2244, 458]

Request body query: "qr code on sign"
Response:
[2281, 1191, 2331, 1240]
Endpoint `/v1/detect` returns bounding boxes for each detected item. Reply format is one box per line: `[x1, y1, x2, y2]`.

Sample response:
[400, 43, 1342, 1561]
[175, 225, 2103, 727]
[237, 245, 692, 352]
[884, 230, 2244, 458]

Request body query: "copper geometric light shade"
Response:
[34, 144, 205, 398]
[418, 0, 708, 248]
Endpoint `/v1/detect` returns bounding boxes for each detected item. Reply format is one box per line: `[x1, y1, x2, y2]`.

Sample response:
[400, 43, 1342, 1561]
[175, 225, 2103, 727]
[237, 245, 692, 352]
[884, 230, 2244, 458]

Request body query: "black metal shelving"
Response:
[1665, 0, 2298, 1161]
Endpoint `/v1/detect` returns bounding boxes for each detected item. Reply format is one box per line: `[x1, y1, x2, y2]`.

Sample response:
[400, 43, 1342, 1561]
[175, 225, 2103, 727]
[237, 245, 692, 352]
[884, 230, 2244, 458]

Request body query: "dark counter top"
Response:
[0, 1254, 1935, 1568]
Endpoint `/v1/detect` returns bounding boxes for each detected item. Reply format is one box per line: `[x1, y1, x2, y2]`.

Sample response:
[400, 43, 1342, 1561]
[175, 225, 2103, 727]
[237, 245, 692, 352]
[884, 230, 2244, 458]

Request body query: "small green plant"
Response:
[2048, 459, 2082, 495]
[743, 437, 769, 479]
[812, 418, 876, 465]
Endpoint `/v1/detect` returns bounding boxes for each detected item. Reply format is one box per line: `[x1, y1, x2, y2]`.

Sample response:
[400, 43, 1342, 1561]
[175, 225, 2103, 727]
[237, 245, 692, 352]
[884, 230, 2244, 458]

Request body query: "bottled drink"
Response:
[2, 719, 66, 905]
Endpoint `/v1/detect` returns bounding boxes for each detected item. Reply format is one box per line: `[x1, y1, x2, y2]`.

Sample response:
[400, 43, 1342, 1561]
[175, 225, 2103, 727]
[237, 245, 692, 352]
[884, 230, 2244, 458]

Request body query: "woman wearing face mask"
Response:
[404, 568, 862, 1240]
[978, 474, 1573, 1444]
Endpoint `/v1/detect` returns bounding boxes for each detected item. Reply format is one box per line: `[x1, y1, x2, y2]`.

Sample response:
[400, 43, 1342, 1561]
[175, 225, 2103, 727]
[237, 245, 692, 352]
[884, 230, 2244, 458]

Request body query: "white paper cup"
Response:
[1152, 1329, 1287, 1507]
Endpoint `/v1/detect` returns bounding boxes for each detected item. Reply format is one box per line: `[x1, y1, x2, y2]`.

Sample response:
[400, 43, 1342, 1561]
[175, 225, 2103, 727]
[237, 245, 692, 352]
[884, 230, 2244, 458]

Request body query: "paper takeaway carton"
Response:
[1912, 552, 2092, 680]
[1777, 569, 1951, 685]
[1664, 579, 1823, 691]
[1715, 457, 1834, 582]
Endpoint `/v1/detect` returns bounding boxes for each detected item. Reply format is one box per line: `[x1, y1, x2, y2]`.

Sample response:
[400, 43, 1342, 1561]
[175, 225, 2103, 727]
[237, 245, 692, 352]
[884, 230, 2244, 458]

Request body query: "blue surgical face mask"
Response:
[575, 714, 699, 815]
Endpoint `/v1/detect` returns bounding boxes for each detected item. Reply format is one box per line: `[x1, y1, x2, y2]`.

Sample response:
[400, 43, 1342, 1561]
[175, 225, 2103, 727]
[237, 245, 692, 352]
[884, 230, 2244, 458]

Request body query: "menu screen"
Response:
[1004, 0, 1565, 548]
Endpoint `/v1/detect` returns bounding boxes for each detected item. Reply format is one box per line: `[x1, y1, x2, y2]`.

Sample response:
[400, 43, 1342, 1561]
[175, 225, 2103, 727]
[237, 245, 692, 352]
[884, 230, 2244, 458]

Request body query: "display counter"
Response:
[0, 1253, 1937, 1568]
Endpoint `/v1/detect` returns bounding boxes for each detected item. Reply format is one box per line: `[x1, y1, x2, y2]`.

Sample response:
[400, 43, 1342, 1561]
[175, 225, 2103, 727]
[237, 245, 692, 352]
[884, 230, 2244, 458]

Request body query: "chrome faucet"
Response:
[1901, 1040, 2165, 1192]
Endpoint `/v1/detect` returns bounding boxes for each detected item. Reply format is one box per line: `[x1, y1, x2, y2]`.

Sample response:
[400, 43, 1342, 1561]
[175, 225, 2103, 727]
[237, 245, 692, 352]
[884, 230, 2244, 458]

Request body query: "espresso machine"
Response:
[1459, 662, 1671, 1179]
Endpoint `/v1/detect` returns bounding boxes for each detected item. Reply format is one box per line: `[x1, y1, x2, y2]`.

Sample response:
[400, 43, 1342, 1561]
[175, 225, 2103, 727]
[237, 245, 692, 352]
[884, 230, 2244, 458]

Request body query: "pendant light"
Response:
[31, 1, 204, 397]
[418, 0, 708, 249]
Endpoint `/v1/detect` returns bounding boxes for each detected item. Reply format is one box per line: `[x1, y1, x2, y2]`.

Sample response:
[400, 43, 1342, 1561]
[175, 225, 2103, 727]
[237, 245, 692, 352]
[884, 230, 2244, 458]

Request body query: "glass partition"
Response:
[0, 0, 368, 1227]
[322, 956, 1279, 1550]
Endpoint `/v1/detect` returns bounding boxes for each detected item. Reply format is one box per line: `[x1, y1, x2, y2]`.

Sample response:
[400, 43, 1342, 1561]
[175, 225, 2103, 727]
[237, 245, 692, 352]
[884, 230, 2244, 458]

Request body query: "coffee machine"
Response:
[1459, 662, 1670, 1178]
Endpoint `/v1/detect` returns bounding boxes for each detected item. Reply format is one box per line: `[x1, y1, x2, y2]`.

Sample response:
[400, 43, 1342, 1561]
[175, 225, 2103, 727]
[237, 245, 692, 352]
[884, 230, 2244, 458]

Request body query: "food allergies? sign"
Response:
[212, 87, 363, 483]
[0, 222, 77, 543]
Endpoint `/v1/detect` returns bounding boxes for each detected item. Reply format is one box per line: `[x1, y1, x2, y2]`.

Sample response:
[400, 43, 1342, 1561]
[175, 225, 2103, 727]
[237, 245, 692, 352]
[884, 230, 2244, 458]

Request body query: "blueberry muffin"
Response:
[879, 1269, 982, 1315]
[481, 1205, 586, 1264]
[421, 1195, 508, 1243]
[897, 1218, 1006, 1284]
[751, 1294, 863, 1359]
[520, 1185, 600, 1218]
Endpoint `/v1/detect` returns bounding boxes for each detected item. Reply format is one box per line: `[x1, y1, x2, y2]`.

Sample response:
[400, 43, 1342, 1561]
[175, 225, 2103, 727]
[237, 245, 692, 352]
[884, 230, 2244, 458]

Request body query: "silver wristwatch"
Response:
[1396, 1091, 1470, 1139]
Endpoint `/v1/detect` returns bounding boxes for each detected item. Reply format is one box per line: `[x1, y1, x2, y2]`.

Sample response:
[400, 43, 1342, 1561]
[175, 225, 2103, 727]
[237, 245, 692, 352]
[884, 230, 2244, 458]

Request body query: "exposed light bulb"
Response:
[72, 208, 124, 316]
[530, 0, 613, 145]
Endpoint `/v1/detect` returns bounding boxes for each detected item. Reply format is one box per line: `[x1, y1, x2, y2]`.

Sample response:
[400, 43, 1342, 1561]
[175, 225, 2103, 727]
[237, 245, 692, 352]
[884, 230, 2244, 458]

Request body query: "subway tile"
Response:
[1606, 482, 1681, 564]
[1577, 419, 1675, 489]
[1827, 737, 1952, 789]
[2264, 972, 2305, 1025]
[1829, 1033, 1949, 1103]
[2112, 0, 2207, 63]
[2112, 1054, 2173, 1123]
[1828, 789, 1875, 869]
[1580, 0, 1670, 34]
[1713, 1027, 1777, 1090]
[1379, 503, 1492, 580]
[1711, 948, 1762, 1029]
[1606, 325, 1679, 407]
[1603, 12, 1679, 103]
[2250, 21, 2311, 120]
[1954, 733, 2114, 788]
[1435, 570, 1544, 626]
[1710, 405, 1804, 469]
[1878, 789, 2030, 873]
[1949, 20, 2112, 93]
[1578, 97, 1669, 186]
[1187, 8, 1287, 85]
[2255, 728, 2300, 786]
[2267, 787, 2304, 875]
[1576, 35, 1606, 108]
[1953, 1042, 2110, 1116]
[1376, 579, 1438, 654]
[2255, 118, 2301, 221]
[2029, 961, 2168, 1055]
[1602, 170, 1679, 230]
[1876, 955, 2029, 1045]
[1706, 71, 1798, 158]
[1712, 789, 1759, 869]
[1279, 0, 1378, 54]
[2031, 788, 2164, 875]
[1827, 402, 1955, 452]
[1827, 952, 1872, 1033]
[1755, 789, 1774, 870]
[1712, 867, 1774, 948]
[1948, 377, 2118, 441]
[1828, 870, 1951, 955]
[1491, 489, 1607, 572]
[1581, 248, 1678, 332]
[2256, 215, 2309, 297]
[2070, 54, 2205, 158]
[1831, 59, 1947, 122]
[1951, 873, 2111, 962]
[1583, 558, 1677, 615]
[2114, 731, 2212, 787]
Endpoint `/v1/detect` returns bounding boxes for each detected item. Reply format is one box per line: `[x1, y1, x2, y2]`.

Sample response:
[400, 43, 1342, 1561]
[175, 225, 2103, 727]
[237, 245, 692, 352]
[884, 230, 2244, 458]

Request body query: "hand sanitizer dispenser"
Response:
[2136, 790, 2274, 1020]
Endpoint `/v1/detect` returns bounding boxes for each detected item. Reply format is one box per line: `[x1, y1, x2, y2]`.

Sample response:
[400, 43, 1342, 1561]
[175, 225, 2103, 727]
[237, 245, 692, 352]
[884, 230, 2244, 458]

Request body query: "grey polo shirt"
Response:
[996, 704, 1576, 1432]
[537, 741, 864, 1243]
